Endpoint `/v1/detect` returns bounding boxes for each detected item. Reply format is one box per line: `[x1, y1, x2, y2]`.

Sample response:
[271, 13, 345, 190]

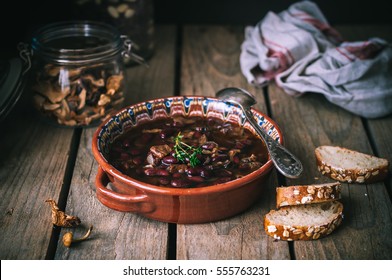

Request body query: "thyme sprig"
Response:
[173, 132, 202, 167]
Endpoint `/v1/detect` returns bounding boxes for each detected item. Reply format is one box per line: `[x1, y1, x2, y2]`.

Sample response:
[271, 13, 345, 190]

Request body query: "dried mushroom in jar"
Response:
[32, 63, 125, 126]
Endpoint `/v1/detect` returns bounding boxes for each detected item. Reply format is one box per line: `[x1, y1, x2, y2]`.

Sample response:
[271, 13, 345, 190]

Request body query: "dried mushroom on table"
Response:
[32, 63, 125, 126]
[45, 199, 81, 227]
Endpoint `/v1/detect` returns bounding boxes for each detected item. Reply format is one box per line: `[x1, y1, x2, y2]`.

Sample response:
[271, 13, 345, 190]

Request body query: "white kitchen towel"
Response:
[275, 38, 392, 118]
[240, 0, 392, 118]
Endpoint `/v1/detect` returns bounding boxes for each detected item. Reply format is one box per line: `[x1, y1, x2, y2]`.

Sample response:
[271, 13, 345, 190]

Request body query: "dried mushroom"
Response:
[45, 199, 81, 227]
[106, 74, 124, 95]
[62, 226, 93, 248]
[32, 63, 125, 126]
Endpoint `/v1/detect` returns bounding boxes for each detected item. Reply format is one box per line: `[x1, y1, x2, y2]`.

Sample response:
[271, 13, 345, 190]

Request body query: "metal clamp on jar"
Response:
[28, 21, 146, 127]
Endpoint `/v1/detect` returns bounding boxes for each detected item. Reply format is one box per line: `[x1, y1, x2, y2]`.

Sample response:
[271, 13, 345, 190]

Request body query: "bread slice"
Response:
[315, 145, 389, 184]
[276, 182, 341, 208]
[264, 201, 343, 241]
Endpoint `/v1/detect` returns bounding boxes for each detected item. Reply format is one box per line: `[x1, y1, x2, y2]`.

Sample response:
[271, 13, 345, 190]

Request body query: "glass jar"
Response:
[73, 0, 155, 66]
[29, 21, 129, 127]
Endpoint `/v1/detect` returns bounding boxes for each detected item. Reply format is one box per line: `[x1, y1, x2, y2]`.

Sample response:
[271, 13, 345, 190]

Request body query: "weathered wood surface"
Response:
[339, 25, 392, 199]
[177, 24, 392, 260]
[177, 25, 289, 260]
[267, 24, 392, 259]
[0, 106, 74, 259]
[0, 24, 391, 260]
[54, 25, 177, 260]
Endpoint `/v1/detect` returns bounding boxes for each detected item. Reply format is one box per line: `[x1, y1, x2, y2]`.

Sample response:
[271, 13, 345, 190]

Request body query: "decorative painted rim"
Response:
[97, 96, 280, 155]
[92, 96, 283, 194]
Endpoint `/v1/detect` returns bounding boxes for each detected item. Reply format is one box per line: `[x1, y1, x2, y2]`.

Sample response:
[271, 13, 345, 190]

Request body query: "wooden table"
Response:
[1, 24, 391, 260]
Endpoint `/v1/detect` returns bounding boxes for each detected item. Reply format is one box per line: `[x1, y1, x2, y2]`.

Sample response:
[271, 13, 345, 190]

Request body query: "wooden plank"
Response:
[177, 25, 290, 260]
[335, 24, 392, 42]
[337, 24, 392, 198]
[180, 25, 268, 114]
[268, 85, 392, 259]
[0, 105, 74, 259]
[367, 117, 392, 195]
[177, 172, 290, 260]
[54, 25, 177, 260]
[265, 24, 392, 259]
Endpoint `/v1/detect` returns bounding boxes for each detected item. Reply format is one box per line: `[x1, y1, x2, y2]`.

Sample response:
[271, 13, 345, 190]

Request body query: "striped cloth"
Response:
[240, 0, 392, 118]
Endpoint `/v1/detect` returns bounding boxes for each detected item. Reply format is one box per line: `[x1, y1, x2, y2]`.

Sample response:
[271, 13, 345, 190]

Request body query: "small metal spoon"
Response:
[216, 87, 303, 178]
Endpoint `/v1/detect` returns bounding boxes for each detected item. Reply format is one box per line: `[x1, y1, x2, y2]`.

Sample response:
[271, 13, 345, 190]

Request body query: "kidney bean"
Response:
[186, 166, 202, 176]
[185, 166, 212, 178]
[144, 168, 170, 176]
[211, 154, 228, 162]
[187, 176, 205, 183]
[162, 155, 178, 164]
[172, 173, 182, 178]
[171, 178, 192, 188]
[156, 169, 170, 176]
[201, 141, 218, 150]
[144, 168, 156, 176]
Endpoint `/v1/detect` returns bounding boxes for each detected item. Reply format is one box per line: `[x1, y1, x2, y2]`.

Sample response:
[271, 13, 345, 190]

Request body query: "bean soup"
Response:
[108, 116, 268, 188]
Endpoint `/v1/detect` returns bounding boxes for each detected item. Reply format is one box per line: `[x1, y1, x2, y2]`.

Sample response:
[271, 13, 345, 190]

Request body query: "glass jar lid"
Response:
[31, 21, 124, 65]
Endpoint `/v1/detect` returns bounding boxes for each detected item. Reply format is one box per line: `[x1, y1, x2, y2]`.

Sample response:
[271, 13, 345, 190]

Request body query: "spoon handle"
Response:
[243, 108, 303, 178]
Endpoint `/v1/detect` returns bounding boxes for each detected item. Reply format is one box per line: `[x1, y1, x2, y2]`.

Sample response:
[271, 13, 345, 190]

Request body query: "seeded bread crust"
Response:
[276, 182, 341, 208]
[264, 201, 344, 241]
[315, 146, 389, 184]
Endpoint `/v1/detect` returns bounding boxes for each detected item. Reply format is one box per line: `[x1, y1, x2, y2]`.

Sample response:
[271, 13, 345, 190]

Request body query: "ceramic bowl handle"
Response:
[95, 167, 156, 213]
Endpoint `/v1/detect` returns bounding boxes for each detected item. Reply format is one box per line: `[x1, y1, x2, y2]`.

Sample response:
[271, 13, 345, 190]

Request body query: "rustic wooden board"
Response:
[0, 105, 74, 259]
[177, 172, 290, 260]
[338, 24, 392, 198]
[269, 85, 392, 259]
[336, 24, 392, 42]
[180, 25, 268, 114]
[367, 116, 392, 196]
[266, 24, 392, 259]
[177, 25, 290, 260]
[1, 23, 391, 261]
[54, 25, 177, 260]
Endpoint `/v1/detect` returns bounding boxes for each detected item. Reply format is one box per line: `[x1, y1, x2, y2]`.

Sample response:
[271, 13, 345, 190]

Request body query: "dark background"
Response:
[1, 0, 391, 59]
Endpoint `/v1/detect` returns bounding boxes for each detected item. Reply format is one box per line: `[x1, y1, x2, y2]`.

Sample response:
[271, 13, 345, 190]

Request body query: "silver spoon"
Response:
[216, 87, 303, 178]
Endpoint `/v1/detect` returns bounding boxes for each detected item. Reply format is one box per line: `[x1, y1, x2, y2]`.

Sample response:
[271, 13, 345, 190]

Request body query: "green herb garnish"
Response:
[173, 132, 202, 167]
